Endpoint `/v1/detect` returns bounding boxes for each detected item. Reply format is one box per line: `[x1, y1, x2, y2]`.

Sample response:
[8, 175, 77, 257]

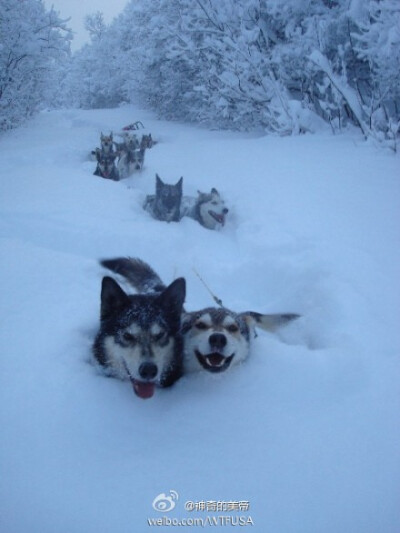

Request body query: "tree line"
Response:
[1, 0, 399, 148]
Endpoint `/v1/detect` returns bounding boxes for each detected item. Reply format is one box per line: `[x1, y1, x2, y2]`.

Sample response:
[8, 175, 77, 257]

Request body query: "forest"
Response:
[1, 0, 399, 147]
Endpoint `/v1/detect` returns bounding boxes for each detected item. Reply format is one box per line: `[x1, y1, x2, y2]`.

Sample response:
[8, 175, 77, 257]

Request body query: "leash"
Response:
[192, 268, 224, 308]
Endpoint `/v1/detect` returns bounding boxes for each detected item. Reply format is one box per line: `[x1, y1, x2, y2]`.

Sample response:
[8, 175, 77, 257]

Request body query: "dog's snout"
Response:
[223, 208, 229, 214]
[139, 362, 158, 380]
[164, 196, 176, 209]
[209, 333, 227, 350]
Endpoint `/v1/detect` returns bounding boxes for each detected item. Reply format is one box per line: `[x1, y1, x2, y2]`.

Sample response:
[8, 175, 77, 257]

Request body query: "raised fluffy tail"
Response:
[100, 257, 166, 294]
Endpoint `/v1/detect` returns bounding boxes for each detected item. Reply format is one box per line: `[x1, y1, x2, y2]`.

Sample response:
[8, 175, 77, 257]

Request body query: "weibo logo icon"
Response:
[152, 490, 179, 512]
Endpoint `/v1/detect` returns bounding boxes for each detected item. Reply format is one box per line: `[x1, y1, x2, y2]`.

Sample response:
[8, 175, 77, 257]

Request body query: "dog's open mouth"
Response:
[195, 350, 234, 373]
[208, 210, 225, 226]
[124, 362, 155, 399]
[131, 378, 155, 399]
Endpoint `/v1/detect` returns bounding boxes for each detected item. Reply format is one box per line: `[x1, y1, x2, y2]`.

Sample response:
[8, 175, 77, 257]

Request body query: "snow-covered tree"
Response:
[0, 0, 72, 130]
[84, 11, 107, 42]
[60, 0, 400, 143]
[62, 12, 128, 109]
[352, 0, 400, 143]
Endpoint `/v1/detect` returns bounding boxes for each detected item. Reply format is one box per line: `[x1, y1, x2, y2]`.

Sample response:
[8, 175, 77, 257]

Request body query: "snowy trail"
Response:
[0, 106, 399, 532]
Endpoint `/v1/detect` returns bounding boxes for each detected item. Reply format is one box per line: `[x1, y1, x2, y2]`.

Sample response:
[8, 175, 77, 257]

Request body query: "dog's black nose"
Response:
[139, 362, 158, 380]
[209, 333, 227, 350]
[223, 208, 229, 214]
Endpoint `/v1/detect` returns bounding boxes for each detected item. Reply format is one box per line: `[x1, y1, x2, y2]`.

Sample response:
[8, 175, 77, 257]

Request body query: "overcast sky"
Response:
[45, 0, 128, 50]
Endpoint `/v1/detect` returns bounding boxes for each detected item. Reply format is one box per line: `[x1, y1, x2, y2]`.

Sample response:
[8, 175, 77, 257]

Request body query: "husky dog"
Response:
[99, 132, 114, 154]
[115, 131, 139, 152]
[118, 147, 146, 177]
[131, 147, 146, 170]
[180, 307, 299, 373]
[144, 174, 183, 222]
[93, 149, 119, 181]
[140, 134, 155, 150]
[115, 132, 145, 178]
[181, 188, 229, 230]
[90, 132, 115, 160]
[93, 269, 186, 400]
[100, 258, 300, 375]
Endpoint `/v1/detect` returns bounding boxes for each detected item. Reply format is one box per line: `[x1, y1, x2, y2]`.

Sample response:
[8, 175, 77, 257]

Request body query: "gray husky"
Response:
[181, 188, 229, 230]
[100, 258, 300, 375]
[93, 266, 186, 399]
[144, 174, 183, 222]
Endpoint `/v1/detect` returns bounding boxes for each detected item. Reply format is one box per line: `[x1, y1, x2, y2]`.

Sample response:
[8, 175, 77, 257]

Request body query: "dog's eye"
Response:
[195, 321, 208, 330]
[152, 331, 166, 342]
[211, 201, 218, 205]
[181, 321, 192, 334]
[226, 324, 239, 333]
[122, 332, 136, 343]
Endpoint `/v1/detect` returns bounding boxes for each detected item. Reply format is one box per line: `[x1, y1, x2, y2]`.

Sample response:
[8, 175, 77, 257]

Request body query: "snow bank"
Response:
[0, 106, 399, 532]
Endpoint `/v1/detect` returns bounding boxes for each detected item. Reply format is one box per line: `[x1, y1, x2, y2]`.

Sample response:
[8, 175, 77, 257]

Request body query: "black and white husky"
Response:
[115, 132, 145, 178]
[181, 188, 229, 230]
[143, 174, 183, 222]
[118, 147, 146, 177]
[93, 268, 186, 399]
[93, 149, 119, 181]
[100, 258, 300, 375]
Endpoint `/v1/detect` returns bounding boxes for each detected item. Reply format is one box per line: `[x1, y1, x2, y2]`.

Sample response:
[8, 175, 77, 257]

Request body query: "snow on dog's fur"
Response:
[93, 267, 186, 400]
[100, 258, 300, 375]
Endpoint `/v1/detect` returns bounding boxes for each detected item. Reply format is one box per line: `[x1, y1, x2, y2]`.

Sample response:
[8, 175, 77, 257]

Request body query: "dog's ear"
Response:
[176, 177, 183, 189]
[156, 174, 163, 189]
[100, 276, 130, 321]
[181, 312, 194, 334]
[239, 311, 300, 332]
[211, 187, 219, 196]
[158, 278, 186, 328]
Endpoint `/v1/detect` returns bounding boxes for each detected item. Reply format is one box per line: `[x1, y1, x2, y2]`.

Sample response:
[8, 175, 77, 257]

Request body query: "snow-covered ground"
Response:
[0, 105, 399, 532]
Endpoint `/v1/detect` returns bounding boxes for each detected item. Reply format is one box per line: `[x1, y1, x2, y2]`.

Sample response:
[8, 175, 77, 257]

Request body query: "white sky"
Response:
[45, 0, 128, 51]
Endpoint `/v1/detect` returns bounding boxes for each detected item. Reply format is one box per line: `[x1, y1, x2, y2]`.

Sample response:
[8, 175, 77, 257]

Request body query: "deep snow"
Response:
[0, 105, 399, 533]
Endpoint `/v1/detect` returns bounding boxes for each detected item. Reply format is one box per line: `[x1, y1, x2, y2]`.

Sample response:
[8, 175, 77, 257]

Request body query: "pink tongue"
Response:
[213, 213, 225, 226]
[132, 380, 155, 399]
